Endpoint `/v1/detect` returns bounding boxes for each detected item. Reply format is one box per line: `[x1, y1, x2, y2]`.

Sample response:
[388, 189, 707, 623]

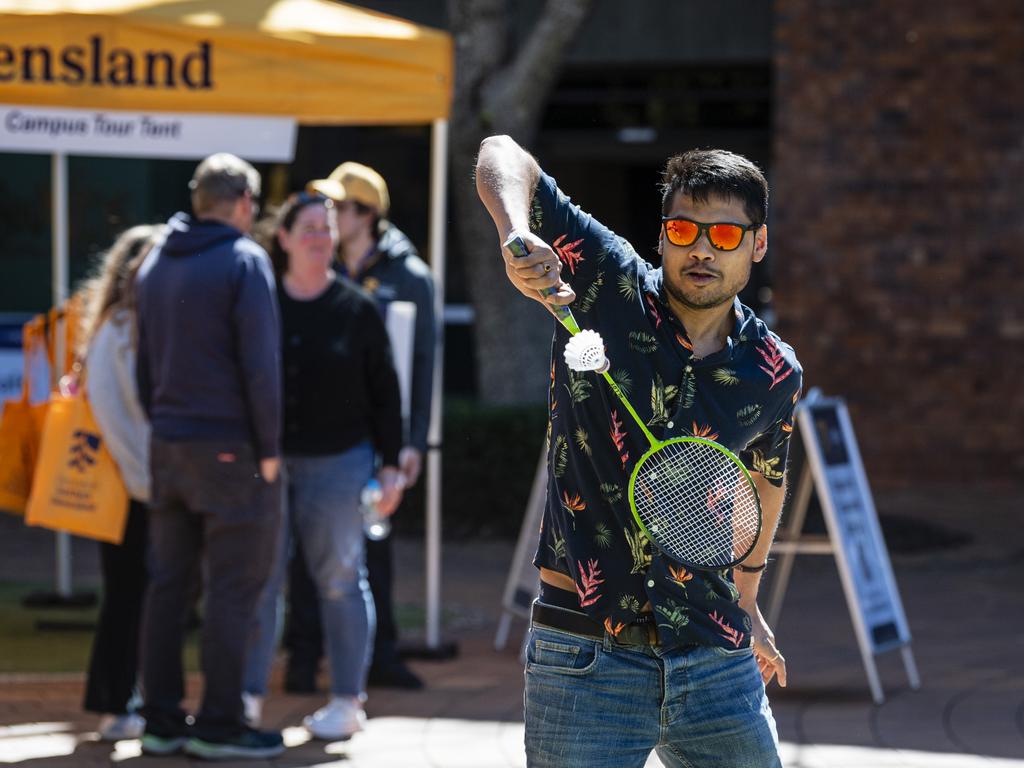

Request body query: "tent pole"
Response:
[52, 151, 72, 599]
[23, 153, 95, 611]
[425, 119, 449, 650]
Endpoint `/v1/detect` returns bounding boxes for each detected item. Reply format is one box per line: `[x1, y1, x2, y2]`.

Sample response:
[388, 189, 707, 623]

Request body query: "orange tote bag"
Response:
[0, 318, 51, 515]
[25, 388, 129, 544]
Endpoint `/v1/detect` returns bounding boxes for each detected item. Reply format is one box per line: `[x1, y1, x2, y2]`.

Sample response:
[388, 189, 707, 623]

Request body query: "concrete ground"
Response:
[0, 485, 1022, 766]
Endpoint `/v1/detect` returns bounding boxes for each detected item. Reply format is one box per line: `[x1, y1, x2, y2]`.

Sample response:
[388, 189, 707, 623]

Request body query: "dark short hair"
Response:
[661, 150, 768, 226]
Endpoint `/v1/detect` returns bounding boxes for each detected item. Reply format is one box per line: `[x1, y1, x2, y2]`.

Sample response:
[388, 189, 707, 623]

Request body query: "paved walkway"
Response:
[1, 486, 1022, 766]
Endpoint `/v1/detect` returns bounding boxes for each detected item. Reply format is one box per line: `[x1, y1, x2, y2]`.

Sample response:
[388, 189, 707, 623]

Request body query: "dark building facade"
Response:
[3, 1, 1018, 486]
[772, 0, 1024, 485]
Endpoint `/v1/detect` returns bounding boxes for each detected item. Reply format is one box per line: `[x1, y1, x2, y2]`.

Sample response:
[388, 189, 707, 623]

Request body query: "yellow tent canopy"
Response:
[1, 0, 453, 648]
[0, 0, 452, 123]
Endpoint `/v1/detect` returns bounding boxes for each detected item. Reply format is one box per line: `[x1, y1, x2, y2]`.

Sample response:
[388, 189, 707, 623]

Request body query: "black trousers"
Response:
[285, 519, 398, 670]
[83, 499, 149, 715]
[140, 438, 281, 738]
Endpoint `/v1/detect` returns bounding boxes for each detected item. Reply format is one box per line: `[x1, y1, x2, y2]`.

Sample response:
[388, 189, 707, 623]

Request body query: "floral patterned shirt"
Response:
[530, 172, 803, 651]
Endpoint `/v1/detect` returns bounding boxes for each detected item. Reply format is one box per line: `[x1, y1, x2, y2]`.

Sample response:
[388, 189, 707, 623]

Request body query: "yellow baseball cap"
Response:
[307, 162, 389, 217]
[306, 177, 345, 203]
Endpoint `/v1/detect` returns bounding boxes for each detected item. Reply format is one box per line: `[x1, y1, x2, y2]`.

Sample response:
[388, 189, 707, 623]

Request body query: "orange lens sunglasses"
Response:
[662, 217, 759, 252]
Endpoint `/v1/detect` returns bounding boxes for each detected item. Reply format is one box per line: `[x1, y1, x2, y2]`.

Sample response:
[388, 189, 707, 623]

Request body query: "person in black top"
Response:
[243, 191, 404, 742]
[301, 161, 435, 690]
[476, 136, 802, 768]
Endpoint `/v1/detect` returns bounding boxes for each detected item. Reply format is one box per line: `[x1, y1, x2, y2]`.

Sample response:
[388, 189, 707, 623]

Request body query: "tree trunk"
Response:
[448, 0, 593, 404]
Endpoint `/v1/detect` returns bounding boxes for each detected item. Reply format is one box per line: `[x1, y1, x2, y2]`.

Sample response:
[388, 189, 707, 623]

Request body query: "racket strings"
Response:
[633, 442, 759, 569]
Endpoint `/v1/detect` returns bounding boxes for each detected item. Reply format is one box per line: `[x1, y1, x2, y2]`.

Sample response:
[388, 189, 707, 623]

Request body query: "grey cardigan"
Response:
[86, 309, 151, 502]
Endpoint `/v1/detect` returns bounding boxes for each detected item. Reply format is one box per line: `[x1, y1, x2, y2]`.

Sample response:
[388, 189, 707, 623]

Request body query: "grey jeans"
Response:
[140, 437, 281, 739]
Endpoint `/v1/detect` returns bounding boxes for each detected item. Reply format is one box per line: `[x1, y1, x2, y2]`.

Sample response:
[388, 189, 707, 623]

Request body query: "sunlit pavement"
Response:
[3, 715, 1024, 767]
[1, 488, 1022, 766]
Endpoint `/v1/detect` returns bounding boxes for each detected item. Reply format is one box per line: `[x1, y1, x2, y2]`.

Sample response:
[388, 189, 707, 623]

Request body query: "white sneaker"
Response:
[303, 696, 366, 740]
[97, 713, 146, 741]
[242, 692, 264, 728]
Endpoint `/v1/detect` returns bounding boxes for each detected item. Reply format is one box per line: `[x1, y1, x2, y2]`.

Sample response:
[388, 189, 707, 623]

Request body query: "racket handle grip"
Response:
[503, 233, 578, 332]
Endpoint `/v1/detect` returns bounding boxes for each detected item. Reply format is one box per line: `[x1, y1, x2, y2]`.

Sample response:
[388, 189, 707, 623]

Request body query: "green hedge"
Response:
[393, 398, 548, 540]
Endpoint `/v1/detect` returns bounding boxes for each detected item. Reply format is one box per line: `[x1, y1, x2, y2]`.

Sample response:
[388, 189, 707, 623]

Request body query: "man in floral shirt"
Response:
[476, 135, 802, 767]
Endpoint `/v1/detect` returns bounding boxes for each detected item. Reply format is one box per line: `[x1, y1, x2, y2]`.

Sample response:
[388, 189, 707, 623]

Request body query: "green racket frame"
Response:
[627, 435, 761, 570]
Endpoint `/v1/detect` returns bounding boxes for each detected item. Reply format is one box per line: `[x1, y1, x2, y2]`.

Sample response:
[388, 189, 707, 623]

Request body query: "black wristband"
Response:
[735, 561, 768, 573]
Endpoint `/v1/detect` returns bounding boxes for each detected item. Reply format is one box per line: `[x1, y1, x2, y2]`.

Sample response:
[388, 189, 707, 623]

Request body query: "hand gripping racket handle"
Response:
[503, 234, 582, 334]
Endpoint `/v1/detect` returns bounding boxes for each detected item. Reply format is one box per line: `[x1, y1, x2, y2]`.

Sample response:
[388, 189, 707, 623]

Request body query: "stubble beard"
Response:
[664, 266, 751, 311]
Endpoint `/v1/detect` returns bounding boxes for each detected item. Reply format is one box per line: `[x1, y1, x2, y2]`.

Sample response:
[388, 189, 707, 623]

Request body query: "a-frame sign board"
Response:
[767, 390, 920, 703]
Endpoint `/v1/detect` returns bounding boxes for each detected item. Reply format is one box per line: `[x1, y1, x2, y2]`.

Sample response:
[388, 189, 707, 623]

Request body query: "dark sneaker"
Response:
[184, 727, 285, 760]
[140, 731, 188, 756]
[140, 712, 189, 756]
[367, 660, 424, 690]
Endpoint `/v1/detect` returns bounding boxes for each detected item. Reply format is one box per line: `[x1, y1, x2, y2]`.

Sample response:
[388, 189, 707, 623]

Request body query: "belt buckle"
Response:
[635, 621, 658, 646]
[612, 618, 659, 647]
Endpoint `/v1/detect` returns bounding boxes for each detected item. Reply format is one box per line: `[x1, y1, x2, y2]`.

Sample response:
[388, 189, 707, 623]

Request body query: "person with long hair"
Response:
[243, 191, 404, 740]
[77, 223, 161, 741]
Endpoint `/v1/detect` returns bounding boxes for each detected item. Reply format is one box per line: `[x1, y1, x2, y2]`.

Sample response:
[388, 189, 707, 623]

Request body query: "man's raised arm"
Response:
[475, 135, 575, 307]
[475, 135, 539, 239]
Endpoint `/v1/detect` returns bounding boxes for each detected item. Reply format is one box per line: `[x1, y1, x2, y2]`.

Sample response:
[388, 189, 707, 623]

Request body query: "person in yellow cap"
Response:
[289, 162, 434, 690]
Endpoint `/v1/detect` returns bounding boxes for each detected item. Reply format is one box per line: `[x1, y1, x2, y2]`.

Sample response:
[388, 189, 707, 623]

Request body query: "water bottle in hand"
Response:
[361, 478, 391, 541]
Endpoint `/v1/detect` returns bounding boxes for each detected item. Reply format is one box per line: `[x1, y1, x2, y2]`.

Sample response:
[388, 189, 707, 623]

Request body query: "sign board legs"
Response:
[494, 444, 546, 651]
[765, 461, 817, 627]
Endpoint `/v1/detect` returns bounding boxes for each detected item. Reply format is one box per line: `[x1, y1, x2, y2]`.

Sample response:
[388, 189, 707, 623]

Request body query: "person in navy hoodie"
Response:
[134, 153, 285, 761]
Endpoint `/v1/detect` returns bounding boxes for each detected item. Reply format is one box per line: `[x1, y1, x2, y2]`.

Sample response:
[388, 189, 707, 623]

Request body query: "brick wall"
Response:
[772, 1, 1024, 485]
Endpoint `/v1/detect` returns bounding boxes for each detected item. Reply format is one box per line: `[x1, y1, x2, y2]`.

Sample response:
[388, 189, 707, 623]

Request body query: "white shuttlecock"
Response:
[563, 330, 609, 373]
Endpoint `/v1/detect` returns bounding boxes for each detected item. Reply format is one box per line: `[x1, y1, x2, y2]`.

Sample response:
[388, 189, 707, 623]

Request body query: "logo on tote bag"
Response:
[68, 430, 101, 472]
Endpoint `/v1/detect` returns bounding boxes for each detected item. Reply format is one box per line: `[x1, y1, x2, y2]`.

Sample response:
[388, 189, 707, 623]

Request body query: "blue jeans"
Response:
[524, 621, 782, 768]
[245, 443, 376, 698]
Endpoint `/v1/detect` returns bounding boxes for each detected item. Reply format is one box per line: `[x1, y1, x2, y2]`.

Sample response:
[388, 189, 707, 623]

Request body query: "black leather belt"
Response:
[531, 601, 659, 646]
